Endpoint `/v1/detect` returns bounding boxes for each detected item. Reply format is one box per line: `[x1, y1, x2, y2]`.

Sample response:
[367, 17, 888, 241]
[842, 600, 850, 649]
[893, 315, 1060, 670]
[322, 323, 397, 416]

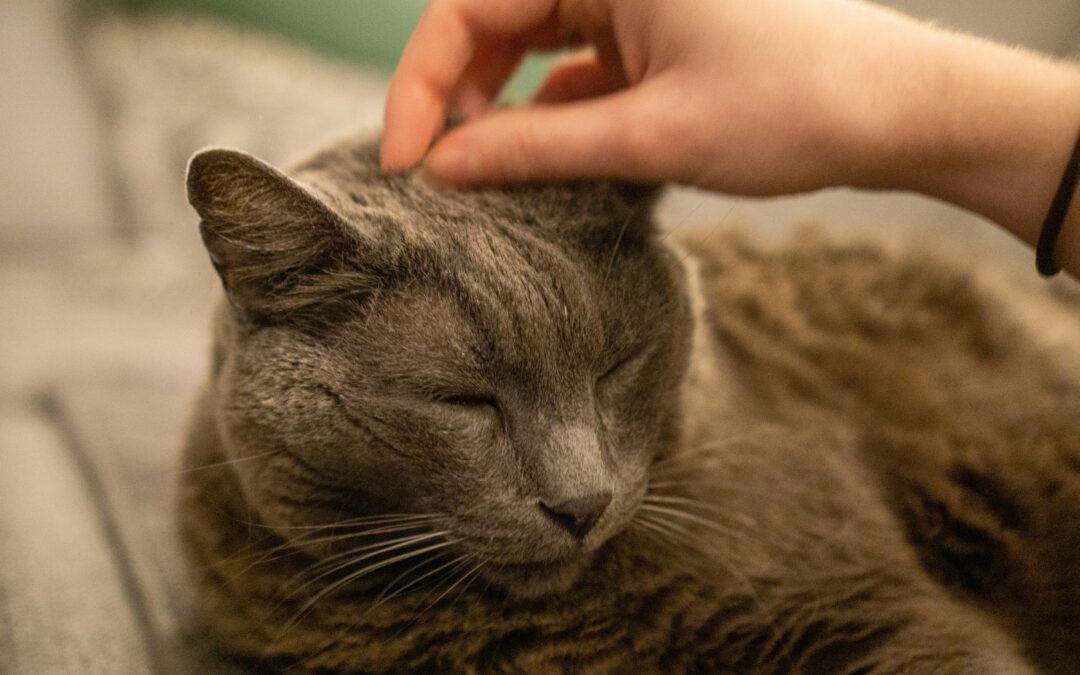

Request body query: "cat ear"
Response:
[187, 148, 367, 319]
[570, 181, 663, 245]
[610, 182, 663, 212]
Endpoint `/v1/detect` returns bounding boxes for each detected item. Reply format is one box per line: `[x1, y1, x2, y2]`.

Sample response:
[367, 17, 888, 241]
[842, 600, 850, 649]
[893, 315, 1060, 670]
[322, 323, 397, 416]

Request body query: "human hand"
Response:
[382, 0, 1080, 275]
[381, 0, 952, 195]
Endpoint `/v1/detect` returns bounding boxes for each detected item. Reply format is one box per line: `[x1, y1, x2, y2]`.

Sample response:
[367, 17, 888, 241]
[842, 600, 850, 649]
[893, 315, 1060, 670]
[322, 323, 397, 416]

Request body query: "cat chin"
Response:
[480, 555, 593, 599]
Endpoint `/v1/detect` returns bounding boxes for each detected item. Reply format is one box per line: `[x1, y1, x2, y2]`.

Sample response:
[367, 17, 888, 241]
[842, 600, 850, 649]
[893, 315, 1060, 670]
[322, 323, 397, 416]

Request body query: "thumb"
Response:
[423, 92, 667, 185]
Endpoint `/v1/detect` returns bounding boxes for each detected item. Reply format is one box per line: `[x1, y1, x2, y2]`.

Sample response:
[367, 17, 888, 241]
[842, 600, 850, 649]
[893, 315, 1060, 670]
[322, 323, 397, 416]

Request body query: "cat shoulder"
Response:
[678, 226, 1016, 359]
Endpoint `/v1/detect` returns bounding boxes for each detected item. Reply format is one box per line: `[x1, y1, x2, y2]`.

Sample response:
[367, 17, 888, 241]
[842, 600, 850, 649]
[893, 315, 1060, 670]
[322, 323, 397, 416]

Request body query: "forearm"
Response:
[871, 29, 1080, 275]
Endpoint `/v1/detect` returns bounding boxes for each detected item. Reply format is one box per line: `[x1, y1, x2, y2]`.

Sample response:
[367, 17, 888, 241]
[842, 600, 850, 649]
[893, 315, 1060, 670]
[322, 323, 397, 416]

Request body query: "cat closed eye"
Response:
[437, 394, 500, 411]
[598, 347, 647, 383]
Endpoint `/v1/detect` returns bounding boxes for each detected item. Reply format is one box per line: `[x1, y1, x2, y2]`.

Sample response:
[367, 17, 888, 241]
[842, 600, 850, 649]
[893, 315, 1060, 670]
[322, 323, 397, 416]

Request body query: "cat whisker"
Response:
[339, 550, 479, 656]
[448, 558, 486, 608]
[223, 519, 444, 578]
[418, 556, 486, 617]
[659, 197, 707, 243]
[419, 553, 476, 603]
[305, 538, 460, 609]
[176, 449, 281, 475]
[649, 453, 711, 470]
[635, 512, 777, 644]
[643, 495, 758, 529]
[649, 431, 773, 472]
[216, 514, 438, 562]
[645, 480, 712, 490]
[291, 551, 475, 670]
[214, 516, 438, 570]
[645, 493, 718, 505]
[634, 515, 723, 568]
[216, 513, 446, 565]
[192, 529, 280, 574]
[603, 207, 636, 287]
[643, 494, 729, 516]
[649, 454, 731, 472]
[650, 449, 734, 468]
[647, 462, 710, 475]
[372, 551, 474, 609]
[250, 512, 442, 532]
[674, 203, 736, 267]
[646, 465, 726, 483]
[275, 536, 460, 643]
[640, 513, 716, 553]
[633, 515, 696, 552]
[314, 553, 487, 666]
[638, 503, 748, 540]
[277, 519, 441, 552]
[284, 531, 453, 597]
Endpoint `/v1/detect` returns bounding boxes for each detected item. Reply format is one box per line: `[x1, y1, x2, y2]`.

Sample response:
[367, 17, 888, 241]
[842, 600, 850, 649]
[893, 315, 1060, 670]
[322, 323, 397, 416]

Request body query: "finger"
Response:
[531, 48, 626, 104]
[423, 89, 671, 185]
[453, 39, 527, 119]
[381, 0, 562, 171]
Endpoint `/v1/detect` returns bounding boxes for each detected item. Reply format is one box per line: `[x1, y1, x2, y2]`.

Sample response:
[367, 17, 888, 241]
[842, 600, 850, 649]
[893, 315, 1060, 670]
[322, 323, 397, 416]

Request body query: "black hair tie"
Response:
[1036, 129, 1080, 276]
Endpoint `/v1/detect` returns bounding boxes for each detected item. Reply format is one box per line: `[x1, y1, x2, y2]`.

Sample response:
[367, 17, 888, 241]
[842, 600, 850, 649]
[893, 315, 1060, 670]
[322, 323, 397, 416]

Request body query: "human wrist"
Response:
[812, 9, 957, 194]
[882, 30, 1080, 252]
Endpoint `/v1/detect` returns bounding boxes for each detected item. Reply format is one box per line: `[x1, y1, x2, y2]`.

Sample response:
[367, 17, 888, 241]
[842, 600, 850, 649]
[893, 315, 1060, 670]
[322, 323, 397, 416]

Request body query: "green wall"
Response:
[106, 0, 550, 99]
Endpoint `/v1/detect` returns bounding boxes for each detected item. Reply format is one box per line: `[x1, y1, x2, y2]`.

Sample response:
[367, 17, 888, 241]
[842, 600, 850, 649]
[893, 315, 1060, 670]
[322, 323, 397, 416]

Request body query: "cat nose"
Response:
[540, 492, 612, 539]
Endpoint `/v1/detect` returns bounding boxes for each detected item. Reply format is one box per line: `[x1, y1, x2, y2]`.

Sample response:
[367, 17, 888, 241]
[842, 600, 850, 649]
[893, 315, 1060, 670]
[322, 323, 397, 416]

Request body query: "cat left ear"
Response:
[187, 148, 366, 319]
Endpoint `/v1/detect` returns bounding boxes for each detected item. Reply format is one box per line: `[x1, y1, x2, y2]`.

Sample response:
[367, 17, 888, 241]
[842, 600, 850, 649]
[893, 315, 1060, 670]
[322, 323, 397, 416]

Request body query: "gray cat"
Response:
[180, 132, 1079, 673]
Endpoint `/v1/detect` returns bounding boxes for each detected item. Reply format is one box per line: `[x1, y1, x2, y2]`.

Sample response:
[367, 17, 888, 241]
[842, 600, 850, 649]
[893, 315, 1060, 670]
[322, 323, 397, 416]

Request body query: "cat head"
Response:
[187, 135, 691, 596]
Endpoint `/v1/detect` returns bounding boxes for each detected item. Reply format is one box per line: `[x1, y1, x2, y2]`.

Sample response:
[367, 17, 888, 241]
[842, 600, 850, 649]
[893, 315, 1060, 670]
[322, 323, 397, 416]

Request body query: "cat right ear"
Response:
[187, 148, 370, 319]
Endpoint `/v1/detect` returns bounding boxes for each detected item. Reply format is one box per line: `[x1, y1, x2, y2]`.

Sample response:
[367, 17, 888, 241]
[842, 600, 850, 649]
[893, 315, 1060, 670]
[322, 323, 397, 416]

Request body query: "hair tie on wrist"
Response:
[1036, 129, 1080, 276]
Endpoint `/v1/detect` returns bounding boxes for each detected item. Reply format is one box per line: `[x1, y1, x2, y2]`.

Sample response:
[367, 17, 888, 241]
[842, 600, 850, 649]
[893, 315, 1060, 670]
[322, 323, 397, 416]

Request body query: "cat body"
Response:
[180, 134, 1079, 673]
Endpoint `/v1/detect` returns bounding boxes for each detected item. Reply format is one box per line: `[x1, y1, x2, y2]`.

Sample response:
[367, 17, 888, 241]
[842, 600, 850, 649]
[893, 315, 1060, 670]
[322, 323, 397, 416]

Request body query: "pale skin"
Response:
[381, 0, 1080, 276]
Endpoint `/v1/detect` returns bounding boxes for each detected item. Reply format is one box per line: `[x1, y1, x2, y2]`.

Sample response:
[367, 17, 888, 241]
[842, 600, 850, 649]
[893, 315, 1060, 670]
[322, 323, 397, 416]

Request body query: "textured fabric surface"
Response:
[0, 402, 153, 674]
[45, 367, 248, 673]
[2, 9, 391, 673]
[82, 8, 389, 252]
[6, 5, 1080, 673]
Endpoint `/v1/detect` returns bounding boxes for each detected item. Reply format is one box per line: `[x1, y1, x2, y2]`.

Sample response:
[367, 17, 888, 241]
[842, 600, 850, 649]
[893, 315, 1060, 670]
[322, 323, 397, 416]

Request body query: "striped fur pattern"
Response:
[180, 133, 1079, 673]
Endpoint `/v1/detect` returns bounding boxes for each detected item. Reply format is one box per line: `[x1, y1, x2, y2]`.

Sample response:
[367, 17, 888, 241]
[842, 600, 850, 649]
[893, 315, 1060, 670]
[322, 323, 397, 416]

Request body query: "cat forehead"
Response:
[291, 136, 658, 238]
[265, 134, 665, 337]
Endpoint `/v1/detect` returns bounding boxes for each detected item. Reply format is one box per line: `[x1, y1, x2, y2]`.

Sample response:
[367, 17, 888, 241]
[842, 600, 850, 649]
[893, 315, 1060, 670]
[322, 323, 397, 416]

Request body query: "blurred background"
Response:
[1, 0, 1079, 671]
